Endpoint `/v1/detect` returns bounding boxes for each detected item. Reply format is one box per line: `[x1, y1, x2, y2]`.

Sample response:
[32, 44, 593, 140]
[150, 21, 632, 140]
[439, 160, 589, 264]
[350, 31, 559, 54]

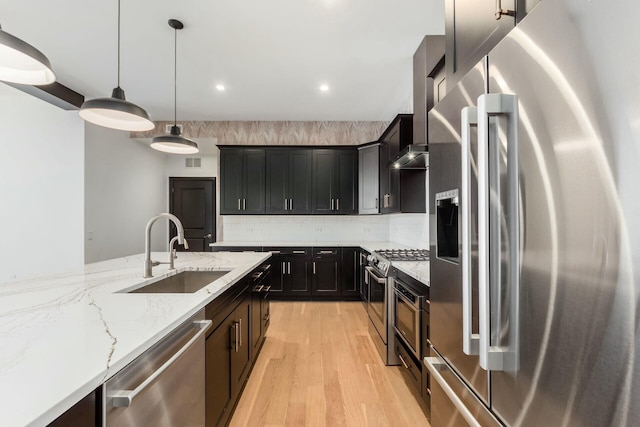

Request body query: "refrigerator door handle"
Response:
[477, 93, 520, 372]
[461, 105, 480, 356]
[424, 357, 482, 427]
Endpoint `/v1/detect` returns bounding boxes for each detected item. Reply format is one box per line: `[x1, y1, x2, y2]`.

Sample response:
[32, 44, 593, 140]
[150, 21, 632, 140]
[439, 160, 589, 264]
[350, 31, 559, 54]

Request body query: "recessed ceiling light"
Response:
[319, 84, 329, 92]
[216, 84, 225, 91]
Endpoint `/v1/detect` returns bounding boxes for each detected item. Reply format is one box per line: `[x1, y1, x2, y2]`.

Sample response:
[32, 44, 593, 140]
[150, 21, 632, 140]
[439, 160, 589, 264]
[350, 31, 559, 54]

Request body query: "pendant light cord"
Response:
[117, 0, 121, 87]
[174, 26, 177, 126]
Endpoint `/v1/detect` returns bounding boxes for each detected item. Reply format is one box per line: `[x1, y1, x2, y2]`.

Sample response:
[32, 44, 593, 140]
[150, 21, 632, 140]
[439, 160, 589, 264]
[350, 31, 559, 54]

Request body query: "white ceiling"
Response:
[0, 0, 444, 121]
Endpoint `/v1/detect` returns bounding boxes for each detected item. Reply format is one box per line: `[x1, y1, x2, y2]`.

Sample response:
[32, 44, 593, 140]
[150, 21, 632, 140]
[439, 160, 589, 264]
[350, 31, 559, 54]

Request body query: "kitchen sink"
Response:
[127, 270, 231, 294]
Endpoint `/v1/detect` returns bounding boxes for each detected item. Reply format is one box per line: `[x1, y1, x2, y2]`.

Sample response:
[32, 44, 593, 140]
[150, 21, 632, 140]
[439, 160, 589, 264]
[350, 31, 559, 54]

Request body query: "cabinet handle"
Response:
[313, 262, 316, 274]
[336, 199, 339, 211]
[289, 198, 292, 210]
[282, 262, 285, 274]
[288, 262, 291, 274]
[318, 250, 333, 254]
[239, 318, 242, 347]
[495, 0, 515, 20]
[243, 199, 246, 210]
[398, 353, 410, 369]
[238, 199, 241, 210]
[284, 199, 288, 210]
[293, 250, 306, 254]
[331, 199, 334, 210]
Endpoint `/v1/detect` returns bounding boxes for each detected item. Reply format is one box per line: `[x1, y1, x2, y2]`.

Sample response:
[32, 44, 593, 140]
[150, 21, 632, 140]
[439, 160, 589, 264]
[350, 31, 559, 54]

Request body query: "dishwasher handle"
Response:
[108, 319, 212, 408]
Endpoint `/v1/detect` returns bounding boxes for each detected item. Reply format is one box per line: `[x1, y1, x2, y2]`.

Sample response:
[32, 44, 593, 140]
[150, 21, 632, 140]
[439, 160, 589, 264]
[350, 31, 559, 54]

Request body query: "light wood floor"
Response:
[229, 301, 430, 427]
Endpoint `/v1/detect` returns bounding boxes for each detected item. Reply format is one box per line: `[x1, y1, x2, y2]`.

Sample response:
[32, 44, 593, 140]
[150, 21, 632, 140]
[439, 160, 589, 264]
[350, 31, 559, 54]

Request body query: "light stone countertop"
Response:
[0, 251, 270, 427]
[393, 261, 430, 287]
[210, 240, 422, 253]
[210, 241, 430, 285]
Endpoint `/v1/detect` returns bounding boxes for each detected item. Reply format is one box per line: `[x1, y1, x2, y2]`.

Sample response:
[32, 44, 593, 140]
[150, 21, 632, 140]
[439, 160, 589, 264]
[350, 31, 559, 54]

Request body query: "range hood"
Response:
[390, 144, 429, 170]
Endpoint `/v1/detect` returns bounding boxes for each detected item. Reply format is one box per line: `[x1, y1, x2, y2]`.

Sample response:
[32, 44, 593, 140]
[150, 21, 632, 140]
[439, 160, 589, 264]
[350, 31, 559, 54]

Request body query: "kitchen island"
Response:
[0, 251, 270, 427]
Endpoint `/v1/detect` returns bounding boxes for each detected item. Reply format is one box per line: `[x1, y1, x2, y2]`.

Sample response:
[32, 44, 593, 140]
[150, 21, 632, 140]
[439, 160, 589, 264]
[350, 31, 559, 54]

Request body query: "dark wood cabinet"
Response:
[220, 148, 265, 214]
[250, 264, 271, 361]
[204, 271, 259, 427]
[231, 293, 251, 400]
[379, 115, 412, 214]
[266, 149, 312, 214]
[312, 149, 358, 215]
[205, 314, 235, 427]
[358, 248, 370, 303]
[267, 247, 312, 298]
[445, 0, 539, 90]
[286, 256, 311, 296]
[311, 248, 340, 296]
[48, 389, 99, 427]
[341, 247, 359, 297]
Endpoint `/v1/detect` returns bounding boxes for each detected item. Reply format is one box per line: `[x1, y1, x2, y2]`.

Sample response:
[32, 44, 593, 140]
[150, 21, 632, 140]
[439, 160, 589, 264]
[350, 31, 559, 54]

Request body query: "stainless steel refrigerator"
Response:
[426, 0, 640, 425]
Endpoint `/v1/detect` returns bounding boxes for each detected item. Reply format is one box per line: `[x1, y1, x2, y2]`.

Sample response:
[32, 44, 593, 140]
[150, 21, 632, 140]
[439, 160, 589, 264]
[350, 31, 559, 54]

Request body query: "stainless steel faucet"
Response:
[144, 213, 188, 278]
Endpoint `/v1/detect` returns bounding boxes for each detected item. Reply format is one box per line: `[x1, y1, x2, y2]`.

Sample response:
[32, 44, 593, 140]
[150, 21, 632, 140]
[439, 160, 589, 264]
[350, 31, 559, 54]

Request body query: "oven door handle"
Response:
[364, 266, 386, 283]
[393, 287, 420, 311]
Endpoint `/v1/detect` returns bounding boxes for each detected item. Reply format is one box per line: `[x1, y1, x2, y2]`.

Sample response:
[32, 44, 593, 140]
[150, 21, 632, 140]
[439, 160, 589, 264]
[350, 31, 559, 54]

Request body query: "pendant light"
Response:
[79, 0, 154, 132]
[0, 23, 56, 85]
[151, 19, 198, 154]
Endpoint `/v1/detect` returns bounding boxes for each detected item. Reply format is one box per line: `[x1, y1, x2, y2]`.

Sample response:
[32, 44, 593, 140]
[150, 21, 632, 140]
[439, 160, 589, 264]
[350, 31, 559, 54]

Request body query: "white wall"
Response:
[84, 126, 168, 263]
[0, 84, 84, 282]
[165, 154, 218, 179]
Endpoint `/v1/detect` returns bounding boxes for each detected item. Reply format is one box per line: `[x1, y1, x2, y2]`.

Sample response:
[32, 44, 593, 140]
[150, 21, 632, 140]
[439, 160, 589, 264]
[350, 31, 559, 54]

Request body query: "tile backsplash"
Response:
[221, 213, 429, 248]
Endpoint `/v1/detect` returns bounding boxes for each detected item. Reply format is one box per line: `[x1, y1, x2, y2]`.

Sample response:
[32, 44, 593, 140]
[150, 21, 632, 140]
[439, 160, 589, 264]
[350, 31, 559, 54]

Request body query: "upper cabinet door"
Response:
[335, 150, 357, 214]
[220, 149, 243, 214]
[220, 148, 265, 214]
[312, 149, 336, 214]
[242, 149, 265, 214]
[288, 149, 312, 214]
[265, 150, 289, 214]
[359, 144, 379, 214]
[444, 0, 539, 90]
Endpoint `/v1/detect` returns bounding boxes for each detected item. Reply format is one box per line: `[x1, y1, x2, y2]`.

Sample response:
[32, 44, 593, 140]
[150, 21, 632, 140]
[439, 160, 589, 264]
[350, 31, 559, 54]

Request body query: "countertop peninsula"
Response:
[0, 251, 270, 427]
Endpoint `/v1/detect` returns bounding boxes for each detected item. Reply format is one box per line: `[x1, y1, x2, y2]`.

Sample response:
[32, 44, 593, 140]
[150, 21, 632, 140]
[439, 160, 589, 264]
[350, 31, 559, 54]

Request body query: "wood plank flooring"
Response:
[229, 301, 430, 427]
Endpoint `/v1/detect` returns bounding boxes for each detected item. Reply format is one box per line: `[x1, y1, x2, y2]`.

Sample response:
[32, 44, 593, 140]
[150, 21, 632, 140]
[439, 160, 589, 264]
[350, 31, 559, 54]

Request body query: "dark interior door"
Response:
[170, 177, 216, 252]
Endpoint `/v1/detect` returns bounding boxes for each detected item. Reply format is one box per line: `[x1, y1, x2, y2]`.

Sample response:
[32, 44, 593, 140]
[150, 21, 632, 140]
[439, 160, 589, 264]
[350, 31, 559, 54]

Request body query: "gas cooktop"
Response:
[375, 249, 430, 261]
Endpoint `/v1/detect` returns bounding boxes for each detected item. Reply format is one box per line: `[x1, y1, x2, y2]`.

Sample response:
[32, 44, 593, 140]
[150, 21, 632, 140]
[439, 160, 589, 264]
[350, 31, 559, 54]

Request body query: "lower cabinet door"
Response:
[231, 295, 252, 399]
[341, 247, 359, 297]
[284, 259, 311, 296]
[311, 258, 340, 296]
[250, 287, 262, 361]
[205, 316, 234, 427]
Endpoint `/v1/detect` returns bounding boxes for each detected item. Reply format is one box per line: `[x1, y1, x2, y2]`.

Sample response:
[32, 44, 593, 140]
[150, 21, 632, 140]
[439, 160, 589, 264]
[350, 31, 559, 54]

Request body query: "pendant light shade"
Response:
[79, 0, 153, 132]
[79, 86, 154, 131]
[151, 125, 198, 154]
[0, 24, 56, 85]
[151, 19, 198, 154]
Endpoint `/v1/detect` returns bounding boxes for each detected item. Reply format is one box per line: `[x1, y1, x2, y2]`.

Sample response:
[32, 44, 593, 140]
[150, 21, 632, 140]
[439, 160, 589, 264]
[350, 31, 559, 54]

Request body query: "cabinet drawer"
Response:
[312, 248, 339, 257]
[264, 247, 311, 256]
[395, 335, 422, 393]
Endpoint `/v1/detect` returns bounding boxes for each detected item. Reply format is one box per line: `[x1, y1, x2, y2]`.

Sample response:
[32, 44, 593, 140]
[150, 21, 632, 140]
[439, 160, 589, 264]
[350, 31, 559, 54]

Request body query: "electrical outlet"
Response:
[88, 231, 93, 240]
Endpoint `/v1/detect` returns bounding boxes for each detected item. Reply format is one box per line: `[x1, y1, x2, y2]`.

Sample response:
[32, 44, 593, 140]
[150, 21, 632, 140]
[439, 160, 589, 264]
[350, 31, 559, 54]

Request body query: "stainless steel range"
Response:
[365, 249, 429, 365]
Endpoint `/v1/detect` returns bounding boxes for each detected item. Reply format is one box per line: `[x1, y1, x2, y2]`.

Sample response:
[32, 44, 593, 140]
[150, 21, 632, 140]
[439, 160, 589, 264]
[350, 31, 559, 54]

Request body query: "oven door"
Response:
[393, 283, 421, 359]
[366, 266, 387, 342]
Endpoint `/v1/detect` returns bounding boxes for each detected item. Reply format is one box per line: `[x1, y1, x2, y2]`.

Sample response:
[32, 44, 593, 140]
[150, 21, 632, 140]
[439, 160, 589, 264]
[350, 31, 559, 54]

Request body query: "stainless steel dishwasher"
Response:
[104, 310, 211, 426]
